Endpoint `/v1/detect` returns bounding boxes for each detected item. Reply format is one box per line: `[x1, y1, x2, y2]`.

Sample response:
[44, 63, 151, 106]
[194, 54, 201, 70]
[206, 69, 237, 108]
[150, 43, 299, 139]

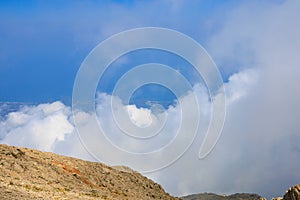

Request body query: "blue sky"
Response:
[0, 0, 241, 104]
[1, 1, 300, 199]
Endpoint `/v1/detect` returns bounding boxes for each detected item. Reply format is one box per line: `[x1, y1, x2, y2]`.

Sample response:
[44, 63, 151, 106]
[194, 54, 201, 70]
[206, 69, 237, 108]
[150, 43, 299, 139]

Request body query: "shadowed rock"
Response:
[283, 184, 300, 200]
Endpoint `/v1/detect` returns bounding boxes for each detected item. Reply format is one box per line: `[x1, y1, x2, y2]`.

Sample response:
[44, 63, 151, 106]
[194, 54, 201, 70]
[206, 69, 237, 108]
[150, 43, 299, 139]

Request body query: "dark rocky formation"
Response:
[283, 184, 300, 200]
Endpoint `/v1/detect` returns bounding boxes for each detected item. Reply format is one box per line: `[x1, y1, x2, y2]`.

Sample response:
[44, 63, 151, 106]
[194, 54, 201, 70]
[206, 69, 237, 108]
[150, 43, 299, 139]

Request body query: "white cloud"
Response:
[158, 1, 300, 199]
[0, 69, 257, 193]
[126, 105, 153, 128]
[225, 69, 259, 104]
[0, 101, 74, 151]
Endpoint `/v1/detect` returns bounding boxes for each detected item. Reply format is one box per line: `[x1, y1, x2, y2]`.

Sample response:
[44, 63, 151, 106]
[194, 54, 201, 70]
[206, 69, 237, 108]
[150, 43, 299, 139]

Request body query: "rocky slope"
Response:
[272, 184, 300, 200]
[181, 193, 265, 200]
[0, 144, 179, 200]
[1, 144, 299, 200]
[283, 184, 300, 200]
[182, 184, 300, 200]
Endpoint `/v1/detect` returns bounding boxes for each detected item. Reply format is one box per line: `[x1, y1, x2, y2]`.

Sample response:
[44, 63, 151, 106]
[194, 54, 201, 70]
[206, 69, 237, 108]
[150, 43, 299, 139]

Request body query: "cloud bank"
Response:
[0, 68, 256, 194]
[163, 0, 300, 198]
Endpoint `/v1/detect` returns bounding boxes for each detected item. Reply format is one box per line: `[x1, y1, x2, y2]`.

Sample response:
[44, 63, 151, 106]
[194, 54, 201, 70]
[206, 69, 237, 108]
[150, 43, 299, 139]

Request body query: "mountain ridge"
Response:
[181, 192, 266, 200]
[0, 144, 299, 200]
[0, 144, 178, 199]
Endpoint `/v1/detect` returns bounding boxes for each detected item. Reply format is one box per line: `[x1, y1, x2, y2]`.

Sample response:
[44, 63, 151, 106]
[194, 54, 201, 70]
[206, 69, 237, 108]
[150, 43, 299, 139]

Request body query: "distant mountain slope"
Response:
[181, 185, 300, 200]
[181, 193, 265, 200]
[0, 144, 179, 200]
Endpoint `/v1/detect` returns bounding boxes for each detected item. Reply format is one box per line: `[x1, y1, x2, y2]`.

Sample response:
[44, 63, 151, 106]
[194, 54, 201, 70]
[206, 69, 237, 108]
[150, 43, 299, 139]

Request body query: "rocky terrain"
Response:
[181, 184, 300, 200]
[0, 144, 179, 200]
[0, 144, 299, 200]
[271, 184, 300, 200]
[181, 193, 265, 200]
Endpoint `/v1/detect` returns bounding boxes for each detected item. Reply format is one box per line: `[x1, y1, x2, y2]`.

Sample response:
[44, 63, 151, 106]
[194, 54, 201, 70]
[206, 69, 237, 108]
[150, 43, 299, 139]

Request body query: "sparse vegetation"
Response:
[0, 144, 179, 200]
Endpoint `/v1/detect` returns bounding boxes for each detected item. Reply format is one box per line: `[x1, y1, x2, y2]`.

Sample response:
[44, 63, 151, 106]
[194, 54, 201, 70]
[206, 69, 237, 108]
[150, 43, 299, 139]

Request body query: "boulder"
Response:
[283, 184, 300, 200]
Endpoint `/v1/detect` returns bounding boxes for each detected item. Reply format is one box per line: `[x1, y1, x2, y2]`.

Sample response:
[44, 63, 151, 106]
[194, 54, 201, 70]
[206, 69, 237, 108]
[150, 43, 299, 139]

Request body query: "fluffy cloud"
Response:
[0, 101, 74, 151]
[225, 69, 259, 104]
[126, 105, 153, 128]
[0, 67, 254, 193]
[159, 1, 300, 199]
